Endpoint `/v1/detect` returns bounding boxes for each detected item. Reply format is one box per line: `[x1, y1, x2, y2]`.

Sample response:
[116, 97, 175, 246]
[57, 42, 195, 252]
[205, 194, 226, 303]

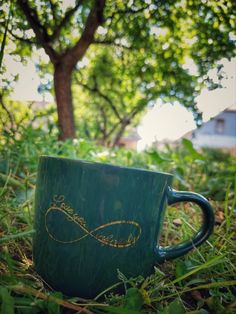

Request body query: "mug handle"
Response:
[156, 187, 215, 263]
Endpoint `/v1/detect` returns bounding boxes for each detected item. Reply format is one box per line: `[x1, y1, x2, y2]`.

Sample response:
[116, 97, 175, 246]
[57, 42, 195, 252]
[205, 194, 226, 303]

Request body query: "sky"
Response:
[3, 52, 236, 147]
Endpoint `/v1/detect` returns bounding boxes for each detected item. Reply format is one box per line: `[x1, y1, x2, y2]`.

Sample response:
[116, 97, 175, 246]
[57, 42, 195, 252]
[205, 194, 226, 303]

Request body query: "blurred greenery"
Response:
[1, 104, 235, 201]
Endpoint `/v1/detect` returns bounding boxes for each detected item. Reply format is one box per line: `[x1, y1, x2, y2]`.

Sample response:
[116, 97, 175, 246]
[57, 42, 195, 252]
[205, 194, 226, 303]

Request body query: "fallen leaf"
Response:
[215, 211, 224, 224]
[173, 218, 182, 226]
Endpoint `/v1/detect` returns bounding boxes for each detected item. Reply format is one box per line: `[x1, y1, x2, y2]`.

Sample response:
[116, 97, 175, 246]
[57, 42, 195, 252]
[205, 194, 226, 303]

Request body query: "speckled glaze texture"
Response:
[33, 156, 214, 298]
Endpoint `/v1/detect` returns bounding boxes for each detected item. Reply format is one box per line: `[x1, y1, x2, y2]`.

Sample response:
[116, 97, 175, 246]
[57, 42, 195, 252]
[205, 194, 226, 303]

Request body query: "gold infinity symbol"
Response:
[45, 195, 142, 248]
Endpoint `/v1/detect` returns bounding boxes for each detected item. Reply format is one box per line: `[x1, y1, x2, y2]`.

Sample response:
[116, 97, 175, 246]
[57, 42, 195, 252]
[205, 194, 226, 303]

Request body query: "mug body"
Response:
[33, 156, 173, 297]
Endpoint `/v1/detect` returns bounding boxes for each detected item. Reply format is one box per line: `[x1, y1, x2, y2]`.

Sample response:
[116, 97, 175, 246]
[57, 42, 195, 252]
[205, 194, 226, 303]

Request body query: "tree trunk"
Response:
[111, 119, 130, 148]
[54, 62, 75, 140]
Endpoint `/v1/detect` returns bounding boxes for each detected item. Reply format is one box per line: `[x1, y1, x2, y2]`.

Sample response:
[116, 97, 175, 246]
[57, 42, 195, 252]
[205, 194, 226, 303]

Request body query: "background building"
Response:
[183, 104, 236, 153]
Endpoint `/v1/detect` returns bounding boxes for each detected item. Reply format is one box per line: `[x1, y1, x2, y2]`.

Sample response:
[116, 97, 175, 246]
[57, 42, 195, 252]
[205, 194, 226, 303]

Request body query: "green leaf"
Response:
[102, 305, 143, 314]
[186, 310, 209, 314]
[181, 139, 204, 160]
[147, 151, 171, 164]
[175, 261, 189, 279]
[159, 299, 185, 314]
[168, 299, 185, 314]
[123, 288, 144, 311]
[47, 292, 62, 314]
[175, 260, 195, 283]
[171, 255, 225, 285]
[0, 286, 14, 314]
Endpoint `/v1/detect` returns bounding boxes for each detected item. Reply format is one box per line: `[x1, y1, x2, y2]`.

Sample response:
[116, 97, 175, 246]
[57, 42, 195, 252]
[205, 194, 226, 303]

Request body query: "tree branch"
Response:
[50, 0, 83, 42]
[75, 77, 141, 147]
[63, 0, 105, 66]
[111, 98, 149, 147]
[76, 76, 122, 122]
[0, 94, 16, 130]
[96, 104, 107, 141]
[106, 120, 120, 139]
[16, 0, 59, 63]
[48, 0, 59, 24]
[127, 98, 148, 122]
[8, 28, 36, 45]
[92, 39, 133, 50]
[0, 4, 12, 70]
[91, 74, 122, 118]
[111, 119, 130, 148]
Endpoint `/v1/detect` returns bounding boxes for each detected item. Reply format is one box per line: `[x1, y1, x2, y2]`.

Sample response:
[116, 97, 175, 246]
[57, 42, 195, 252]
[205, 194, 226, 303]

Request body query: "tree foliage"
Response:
[1, 0, 236, 144]
[74, 47, 150, 146]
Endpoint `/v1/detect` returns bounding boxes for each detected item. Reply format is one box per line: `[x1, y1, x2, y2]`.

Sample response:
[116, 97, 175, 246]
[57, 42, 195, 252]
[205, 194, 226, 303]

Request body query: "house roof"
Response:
[180, 103, 236, 140]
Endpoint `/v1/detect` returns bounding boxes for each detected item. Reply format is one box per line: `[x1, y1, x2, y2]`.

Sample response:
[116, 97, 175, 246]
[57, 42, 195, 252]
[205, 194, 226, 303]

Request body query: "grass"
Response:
[0, 129, 236, 313]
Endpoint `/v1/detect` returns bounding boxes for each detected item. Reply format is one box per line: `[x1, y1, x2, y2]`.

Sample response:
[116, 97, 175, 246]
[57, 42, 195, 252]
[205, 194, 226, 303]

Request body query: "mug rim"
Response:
[40, 155, 173, 178]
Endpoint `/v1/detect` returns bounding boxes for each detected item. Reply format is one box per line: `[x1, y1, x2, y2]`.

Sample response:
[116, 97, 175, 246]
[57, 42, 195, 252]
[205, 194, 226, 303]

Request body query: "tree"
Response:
[11, 0, 105, 140]
[2, 0, 236, 142]
[74, 47, 151, 146]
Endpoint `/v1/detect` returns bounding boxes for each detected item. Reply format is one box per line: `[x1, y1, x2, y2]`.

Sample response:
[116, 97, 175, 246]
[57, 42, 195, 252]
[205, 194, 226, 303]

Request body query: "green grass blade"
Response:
[169, 255, 225, 285]
[0, 229, 35, 244]
[0, 287, 14, 314]
[0, 172, 26, 190]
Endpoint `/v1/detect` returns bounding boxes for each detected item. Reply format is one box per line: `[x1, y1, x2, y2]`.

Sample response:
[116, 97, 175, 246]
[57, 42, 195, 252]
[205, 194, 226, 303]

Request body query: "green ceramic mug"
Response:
[33, 156, 214, 298]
